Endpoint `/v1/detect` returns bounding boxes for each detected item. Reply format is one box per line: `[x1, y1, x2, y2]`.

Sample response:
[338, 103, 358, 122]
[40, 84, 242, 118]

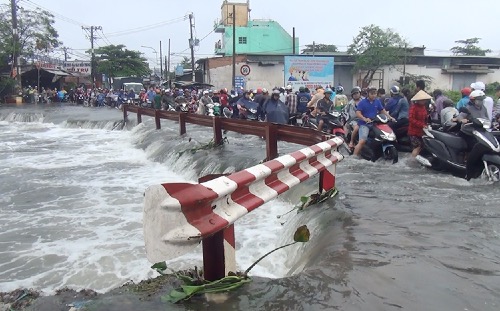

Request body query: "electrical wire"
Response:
[104, 15, 188, 37]
[21, 0, 88, 27]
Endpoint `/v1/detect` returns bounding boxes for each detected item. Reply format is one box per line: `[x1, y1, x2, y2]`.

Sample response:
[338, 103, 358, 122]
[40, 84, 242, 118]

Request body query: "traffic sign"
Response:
[240, 64, 251, 76]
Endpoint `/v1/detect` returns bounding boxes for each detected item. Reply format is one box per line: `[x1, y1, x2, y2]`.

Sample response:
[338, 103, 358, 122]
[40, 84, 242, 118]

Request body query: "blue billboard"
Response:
[284, 56, 335, 92]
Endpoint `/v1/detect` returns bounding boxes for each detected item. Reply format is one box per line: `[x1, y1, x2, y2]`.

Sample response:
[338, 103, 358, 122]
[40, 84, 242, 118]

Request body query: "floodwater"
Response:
[1, 105, 499, 311]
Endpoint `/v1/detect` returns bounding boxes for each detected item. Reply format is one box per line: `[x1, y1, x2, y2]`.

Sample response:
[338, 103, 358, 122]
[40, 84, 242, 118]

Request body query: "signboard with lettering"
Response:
[63, 61, 91, 75]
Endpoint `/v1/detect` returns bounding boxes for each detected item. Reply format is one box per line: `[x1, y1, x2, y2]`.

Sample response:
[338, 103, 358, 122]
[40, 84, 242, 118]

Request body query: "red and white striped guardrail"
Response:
[143, 136, 344, 280]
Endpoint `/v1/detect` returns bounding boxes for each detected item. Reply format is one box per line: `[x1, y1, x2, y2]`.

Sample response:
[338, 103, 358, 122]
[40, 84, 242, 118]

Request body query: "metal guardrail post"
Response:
[213, 117, 223, 146]
[179, 113, 186, 135]
[122, 104, 128, 122]
[265, 123, 279, 160]
[137, 108, 142, 124]
[198, 174, 235, 281]
[155, 110, 161, 130]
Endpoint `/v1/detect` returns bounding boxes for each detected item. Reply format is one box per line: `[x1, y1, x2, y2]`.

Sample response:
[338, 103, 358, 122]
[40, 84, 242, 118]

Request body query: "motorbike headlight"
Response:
[482, 120, 491, 129]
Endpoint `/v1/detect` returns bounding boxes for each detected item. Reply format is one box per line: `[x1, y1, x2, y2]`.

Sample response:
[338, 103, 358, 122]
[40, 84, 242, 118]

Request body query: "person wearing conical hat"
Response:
[408, 90, 432, 157]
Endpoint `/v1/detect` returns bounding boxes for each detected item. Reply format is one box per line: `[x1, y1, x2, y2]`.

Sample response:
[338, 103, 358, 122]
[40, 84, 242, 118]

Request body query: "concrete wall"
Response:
[207, 62, 284, 91]
[203, 57, 500, 92]
[381, 64, 500, 91]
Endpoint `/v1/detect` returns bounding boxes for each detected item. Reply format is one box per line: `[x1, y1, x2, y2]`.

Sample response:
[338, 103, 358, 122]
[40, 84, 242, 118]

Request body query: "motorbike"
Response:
[302, 109, 346, 137]
[352, 114, 399, 163]
[416, 118, 500, 181]
[206, 103, 221, 117]
[239, 101, 261, 121]
[76, 93, 85, 105]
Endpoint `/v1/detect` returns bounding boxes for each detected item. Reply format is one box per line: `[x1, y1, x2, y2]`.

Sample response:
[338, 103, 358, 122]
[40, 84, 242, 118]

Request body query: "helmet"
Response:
[203, 90, 209, 95]
[469, 90, 485, 99]
[367, 86, 377, 92]
[324, 88, 334, 94]
[335, 85, 344, 94]
[299, 86, 305, 92]
[351, 86, 361, 95]
[262, 88, 268, 93]
[461, 87, 472, 96]
[390, 85, 400, 95]
[285, 85, 293, 91]
[271, 89, 280, 95]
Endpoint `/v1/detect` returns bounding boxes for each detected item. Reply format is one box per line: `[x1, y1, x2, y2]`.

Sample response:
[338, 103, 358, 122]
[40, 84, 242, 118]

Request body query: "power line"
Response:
[104, 15, 188, 37]
[22, 0, 88, 27]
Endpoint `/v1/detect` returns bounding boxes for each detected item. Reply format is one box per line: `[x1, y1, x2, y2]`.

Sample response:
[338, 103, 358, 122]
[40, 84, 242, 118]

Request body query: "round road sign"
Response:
[240, 64, 251, 76]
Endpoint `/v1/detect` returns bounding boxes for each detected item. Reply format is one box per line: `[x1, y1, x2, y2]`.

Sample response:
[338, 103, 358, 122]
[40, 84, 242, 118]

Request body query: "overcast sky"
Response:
[18, 0, 500, 67]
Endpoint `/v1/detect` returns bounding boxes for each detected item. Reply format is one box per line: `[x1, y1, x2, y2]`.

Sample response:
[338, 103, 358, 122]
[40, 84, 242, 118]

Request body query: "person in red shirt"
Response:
[408, 90, 432, 157]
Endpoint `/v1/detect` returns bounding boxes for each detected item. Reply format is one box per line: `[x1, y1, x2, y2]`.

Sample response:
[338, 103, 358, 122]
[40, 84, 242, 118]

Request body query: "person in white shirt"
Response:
[471, 81, 494, 121]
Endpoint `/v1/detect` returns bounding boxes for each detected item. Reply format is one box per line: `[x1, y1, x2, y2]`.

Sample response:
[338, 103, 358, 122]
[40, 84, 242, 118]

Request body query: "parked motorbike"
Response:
[416, 117, 500, 181]
[354, 114, 399, 163]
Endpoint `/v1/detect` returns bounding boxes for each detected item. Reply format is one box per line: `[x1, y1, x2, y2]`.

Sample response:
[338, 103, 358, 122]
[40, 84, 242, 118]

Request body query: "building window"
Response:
[238, 37, 247, 44]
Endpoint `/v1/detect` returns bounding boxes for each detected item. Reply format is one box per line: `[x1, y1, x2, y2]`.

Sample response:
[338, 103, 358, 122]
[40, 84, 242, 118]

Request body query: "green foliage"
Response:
[293, 225, 310, 242]
[180, 56, 192, 69]
[450, 38, 491, 56]
[0, 77, 15, 98]
[399, 73, 433, 92]
[91, 44, 150, 78]
[161, 225, 311, 303]
[347, 24, 408, 86]
[443, 90, 461, 104]
[485, 81, 500, 97]
[302, 43, 338, 53]
[0, 4, 61, 62]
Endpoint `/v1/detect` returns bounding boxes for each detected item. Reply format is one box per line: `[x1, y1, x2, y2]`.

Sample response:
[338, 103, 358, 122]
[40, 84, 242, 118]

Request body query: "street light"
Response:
[141, 45, 159, 77]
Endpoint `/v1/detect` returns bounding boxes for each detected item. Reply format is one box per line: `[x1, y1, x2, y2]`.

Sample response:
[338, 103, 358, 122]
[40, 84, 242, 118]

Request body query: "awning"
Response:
[441, 68, 493, 74]
[43, 68, 72, 76]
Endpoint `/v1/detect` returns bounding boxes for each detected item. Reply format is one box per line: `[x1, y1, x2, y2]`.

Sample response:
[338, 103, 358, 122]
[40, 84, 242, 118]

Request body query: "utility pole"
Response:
[11, 0, 21, 94]
[62, 47, 69, 62]
[312, 41, 316, 57]
[82, 25, 101, 88]
[188, 13, 196, 82]
[403, 43, 407, 85]
[292, 27, 296, 55]
[231, 4, 236, 90]
[159, 40, 163, 81]
[167, 39, 171, 86]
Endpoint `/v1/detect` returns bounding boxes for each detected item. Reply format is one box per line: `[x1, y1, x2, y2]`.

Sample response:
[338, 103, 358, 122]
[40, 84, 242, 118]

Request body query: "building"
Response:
[213, 1, 299, 56]
[197, 51, 500, 92]
[197, 1, 500, 92]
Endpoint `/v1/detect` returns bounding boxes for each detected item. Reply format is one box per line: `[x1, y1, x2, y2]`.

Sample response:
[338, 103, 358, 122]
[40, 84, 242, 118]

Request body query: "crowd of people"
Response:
[24, 81, 500, 162]
[338, 80, 500, 159]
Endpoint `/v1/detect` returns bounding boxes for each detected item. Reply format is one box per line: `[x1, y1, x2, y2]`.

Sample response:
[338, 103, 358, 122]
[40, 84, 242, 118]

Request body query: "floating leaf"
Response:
[293, 225, 310, 242]
[151, 262, 168, 274]
[300, 196, 309, 204]
[162, 289, 190, 303]
[181, 285, 204, 296]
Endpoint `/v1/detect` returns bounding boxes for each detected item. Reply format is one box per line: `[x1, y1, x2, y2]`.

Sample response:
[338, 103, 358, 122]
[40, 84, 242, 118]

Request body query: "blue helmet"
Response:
[324, 88, 334, 94]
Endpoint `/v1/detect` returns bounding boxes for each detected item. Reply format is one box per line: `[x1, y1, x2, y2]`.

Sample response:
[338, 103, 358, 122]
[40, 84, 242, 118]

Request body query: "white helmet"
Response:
[285, 85, 293, 91]
[469, 90, 485, 99]
[203, 90, 209, 95]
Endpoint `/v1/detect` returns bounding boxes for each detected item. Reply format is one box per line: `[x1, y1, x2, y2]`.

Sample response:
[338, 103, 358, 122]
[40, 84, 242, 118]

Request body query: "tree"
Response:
[450, 37, 491, 56]
[180, 56, 192, 69]
[0, 4, 62, 63]
[347, 24, 407, 87]
[301, 44, 338, 54]
[91, 44, 150, 78]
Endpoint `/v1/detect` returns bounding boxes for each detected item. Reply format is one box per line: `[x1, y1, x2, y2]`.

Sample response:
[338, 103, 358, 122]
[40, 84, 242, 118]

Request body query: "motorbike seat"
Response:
[430, 130, 468, 150]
